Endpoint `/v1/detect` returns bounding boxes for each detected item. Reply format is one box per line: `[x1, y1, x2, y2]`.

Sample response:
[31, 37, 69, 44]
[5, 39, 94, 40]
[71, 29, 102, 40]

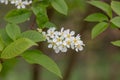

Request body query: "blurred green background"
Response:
[1, 0, 120, 80]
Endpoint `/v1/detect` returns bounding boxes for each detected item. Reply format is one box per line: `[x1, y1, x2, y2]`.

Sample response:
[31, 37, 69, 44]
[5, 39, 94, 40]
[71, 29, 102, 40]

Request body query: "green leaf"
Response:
[0, 35, 5, 51]
[111, 17, 120, 28]
[66, 0, 86, 11]
[88, 1, 112, 18]
[111, 40, 120, 47]
[110, 23, 118, 29]
[21, 30, 46, 42]
[0, 58, 17, 76]
[6, 23, 21, 40]
[32, 4, 48, 28]
[43, 22, 56, 28]
[0, 29, 13, 46]
[32, 4, 47, 15]
[33, 0, 50, 6]
[22, 50, 62, 78]
[111, 1, 120, 16]
[51, 0, 68, 15]
[4, 9, 31, 24]
[1, 38, 37, 59]
[92, 22, 108, 39]
[85, 13, 108, 22]
[0, 63, 2, 72]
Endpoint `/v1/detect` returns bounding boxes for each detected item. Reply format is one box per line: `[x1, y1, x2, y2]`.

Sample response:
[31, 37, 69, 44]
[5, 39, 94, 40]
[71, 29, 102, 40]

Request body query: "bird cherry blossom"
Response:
[0, 0, 32, 9]
[38, 27, 85, 53]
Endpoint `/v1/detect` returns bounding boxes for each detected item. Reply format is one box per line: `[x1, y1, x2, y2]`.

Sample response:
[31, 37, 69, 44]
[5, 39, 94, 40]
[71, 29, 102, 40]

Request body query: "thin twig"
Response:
[62, 4, 98, 80]
[32, 64, 40, 80]
[30, 15, 36, 30]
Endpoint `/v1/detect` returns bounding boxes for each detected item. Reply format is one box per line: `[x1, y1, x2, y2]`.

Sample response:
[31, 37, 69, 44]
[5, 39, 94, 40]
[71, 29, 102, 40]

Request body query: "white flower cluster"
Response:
[0, 0, 32, 9]
[38, 27, 85, 53]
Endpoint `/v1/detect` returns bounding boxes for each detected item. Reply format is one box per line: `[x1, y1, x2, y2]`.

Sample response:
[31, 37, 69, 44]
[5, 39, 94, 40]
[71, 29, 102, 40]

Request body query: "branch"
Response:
[29, 15, 36, 30]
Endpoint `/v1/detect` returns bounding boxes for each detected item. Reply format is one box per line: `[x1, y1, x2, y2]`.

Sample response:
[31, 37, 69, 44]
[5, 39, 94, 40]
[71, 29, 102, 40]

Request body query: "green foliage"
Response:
[32, 4, 48, 28]
[66, 0, 86, 11]
[22, 50, 62, 78]
[1, 38, 37, 59]
[111, 1, 120, 16]
[6, 23, 21, 40]
[85, 1, 120, 48]
[21, 30, 46, 42]
[0, 0, 69, 78]
[4, 9, 31, 24]
[85, 13, 108, 22]
[111, 17, 120, 28]
[51, 0, 68, 15]
[0, 29, 13, 46]
[111, 40, 120, 47]
[0, 63, 2, 72]
[43, 22, 57, 28]
[110, 23, 118, 29]
[0, 58, 18, 76]
[0, 35, 5, 51]
[86, 1, 112, 39]
[92, 22, 108, 39]
[88, 1, 112, 18]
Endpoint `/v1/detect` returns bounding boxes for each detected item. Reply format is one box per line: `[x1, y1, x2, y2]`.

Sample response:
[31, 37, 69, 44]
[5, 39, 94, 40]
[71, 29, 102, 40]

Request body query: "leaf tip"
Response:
[0, 63, 2, 72]
[111, 41, 116, 46]
[91, 35, 95, 39]
[59, 75, 63, 79]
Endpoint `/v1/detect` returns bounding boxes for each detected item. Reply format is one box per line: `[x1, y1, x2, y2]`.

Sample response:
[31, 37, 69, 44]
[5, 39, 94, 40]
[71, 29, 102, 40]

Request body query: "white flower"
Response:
[48, 41, 56, 48]
[47, 27, 56, 38]
[10, 0, 17, 4]
[0, 0, 32, 9]
[54, 47, 60, 53]
[63, 38, 71, 48]
[0, 0, 8, 4]
[72, 35, 80, 45]
[41, 27, 85, 53]
[59, 44, 67, 52]
[61, 47, 67, 52]
[15, 0, 27, 9]
[53, 36, 63, 46]
[64, 29, 75, 39]
[75, 43, 84, 52]
[58, 27, 65, 36]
